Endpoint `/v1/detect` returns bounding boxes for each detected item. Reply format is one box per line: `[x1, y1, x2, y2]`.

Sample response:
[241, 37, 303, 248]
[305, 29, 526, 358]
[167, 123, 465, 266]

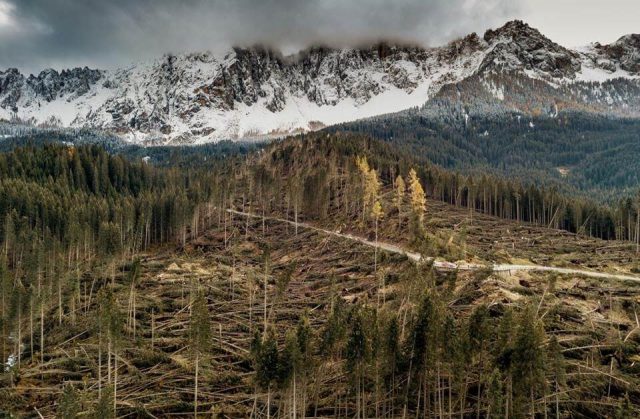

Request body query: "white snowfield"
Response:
[227, 209, 640, 283]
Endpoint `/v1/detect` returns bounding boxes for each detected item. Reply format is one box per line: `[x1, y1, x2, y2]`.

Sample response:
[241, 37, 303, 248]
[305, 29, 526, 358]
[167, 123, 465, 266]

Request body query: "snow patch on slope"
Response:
[230, 80, 433, 141]
[573, 63, 640, 83]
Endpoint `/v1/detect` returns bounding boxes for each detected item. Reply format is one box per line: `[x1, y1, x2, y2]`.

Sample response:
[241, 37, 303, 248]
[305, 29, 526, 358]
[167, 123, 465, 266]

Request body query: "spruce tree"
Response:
[278, 330, 302, 417]
[97, 288, 122, 415]
[346, 305, 370, 419]
[486, 368, 505, 419]
[615, 393, 634, 419]
[467, 304, 490, 419]
[295, 313, 312, 415]
[92, 385, 114, 419]
[512, 306, 547, 418]
[547, 335, 565, 419]
[383, 314, 401, 416]
[253, 328, 279, 419]
[58, 384, 81, 419]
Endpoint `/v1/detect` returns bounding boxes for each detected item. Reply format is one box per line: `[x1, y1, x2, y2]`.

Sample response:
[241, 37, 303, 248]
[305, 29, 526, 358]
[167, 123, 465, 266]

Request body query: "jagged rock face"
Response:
[438, 33, 485, 62]
[0, 69, 25, 111]
[595, 34, 640, 74]
[217, 47, 286, 110]
[1, 20, 640, 145]
[25, 67, 103, 101]
[480, 20, 581, 78]
[291, 44, 431, 106]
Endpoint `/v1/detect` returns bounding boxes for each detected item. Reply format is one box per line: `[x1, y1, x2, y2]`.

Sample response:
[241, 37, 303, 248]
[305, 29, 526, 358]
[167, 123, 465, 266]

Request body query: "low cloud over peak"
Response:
[0, 0, 523, 73]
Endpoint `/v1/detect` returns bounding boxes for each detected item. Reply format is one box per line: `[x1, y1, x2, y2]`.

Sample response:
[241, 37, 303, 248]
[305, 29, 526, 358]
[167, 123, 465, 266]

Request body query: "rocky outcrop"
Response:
[594, 34, 640, 74]
[0, 68, 25, 112]
[480, 20, 581, 78]
[25, 67, 103, 102]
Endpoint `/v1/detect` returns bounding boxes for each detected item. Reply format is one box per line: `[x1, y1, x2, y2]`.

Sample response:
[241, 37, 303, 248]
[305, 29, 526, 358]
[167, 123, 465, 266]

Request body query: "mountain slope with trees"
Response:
[1, 133, 639, 417]
[328, 109, 640, 203]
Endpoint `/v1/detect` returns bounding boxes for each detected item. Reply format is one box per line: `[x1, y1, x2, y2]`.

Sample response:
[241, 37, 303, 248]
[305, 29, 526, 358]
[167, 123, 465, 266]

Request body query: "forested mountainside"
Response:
[328, 110, 640, 202]
[1, 20, 640, 144]
[1, 133, 640, 417]
[0, 122, 262, 166]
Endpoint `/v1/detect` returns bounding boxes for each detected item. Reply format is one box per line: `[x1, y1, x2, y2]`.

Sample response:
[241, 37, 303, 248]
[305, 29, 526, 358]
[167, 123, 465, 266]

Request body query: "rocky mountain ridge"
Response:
[1, 20, 639, 145]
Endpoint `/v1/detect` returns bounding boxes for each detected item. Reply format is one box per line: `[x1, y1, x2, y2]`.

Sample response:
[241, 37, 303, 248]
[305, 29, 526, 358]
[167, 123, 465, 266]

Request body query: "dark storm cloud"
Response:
[0, 0, 524, 73]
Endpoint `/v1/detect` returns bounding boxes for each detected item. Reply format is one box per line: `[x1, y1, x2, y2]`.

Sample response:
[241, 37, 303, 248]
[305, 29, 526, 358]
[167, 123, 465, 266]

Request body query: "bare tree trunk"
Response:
[132, 288, 136, 339]
[362, 371, 367, 419]
[251, 385, 258, 419]
[1, 292, 5, 367]
[17, 303, 21, 369]
[356, 369, 361, 419]
[29, 298, 33, 363]
[224, 212, 228, 248]
[98, 333, 102, 397]
[194, 353, 199, 417]
[424, 369, 430, 419]
[114, 349, 118, 414]
[313, 360, 325, 417]
[555, 380, 560, 419]
[263, 269, 268, 332]
[449, 373, 453, 419]
[636, 208, 639, 253]
[476, 373, 482, 419]
[293, 369, 297, 419]
[530, 387, 535, 419]
[40, 303, 44, 378]
[415, 376, 422, 419]
[267, 384, 271, 419]
[107, 339, 111, 385]
[58, 277, 62, 326]
[402, 345, 414, 419]
[461, 376, 469, 419]
[151, 309, 155, 350]
[505, 375, 511, 419]
[374, 218, 378, 273]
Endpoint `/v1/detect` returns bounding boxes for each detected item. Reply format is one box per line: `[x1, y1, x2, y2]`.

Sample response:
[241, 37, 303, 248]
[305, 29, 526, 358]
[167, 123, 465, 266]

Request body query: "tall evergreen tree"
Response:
[512, 306, 547, 418]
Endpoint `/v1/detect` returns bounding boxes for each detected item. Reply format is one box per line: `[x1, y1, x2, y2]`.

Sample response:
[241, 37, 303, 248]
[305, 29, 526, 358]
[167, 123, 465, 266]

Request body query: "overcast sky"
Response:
[0, 0, 638, 73]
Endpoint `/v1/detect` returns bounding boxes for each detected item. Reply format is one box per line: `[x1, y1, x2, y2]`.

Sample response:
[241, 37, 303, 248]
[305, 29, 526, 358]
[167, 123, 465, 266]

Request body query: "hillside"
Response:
[328, 110, 640, 202]
[1, 133, 639, 417]
[1, 21, 640, 145]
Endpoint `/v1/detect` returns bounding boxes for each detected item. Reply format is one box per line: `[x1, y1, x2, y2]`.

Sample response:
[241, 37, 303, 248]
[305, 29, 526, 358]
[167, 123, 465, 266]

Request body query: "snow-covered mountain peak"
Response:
[1, 21, 640, 145]
[479, 20, 581, 79]
[593, 34, 640, 74]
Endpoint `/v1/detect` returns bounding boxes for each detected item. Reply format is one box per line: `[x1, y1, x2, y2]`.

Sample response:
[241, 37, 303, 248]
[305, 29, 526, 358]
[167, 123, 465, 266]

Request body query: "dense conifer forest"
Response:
[0, 122, 262, 166]
[327, 111, 640, 202]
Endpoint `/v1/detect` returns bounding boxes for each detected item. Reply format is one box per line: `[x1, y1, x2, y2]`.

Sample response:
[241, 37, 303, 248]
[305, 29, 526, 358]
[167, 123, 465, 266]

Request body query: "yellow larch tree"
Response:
[408, 168, 426, 223]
